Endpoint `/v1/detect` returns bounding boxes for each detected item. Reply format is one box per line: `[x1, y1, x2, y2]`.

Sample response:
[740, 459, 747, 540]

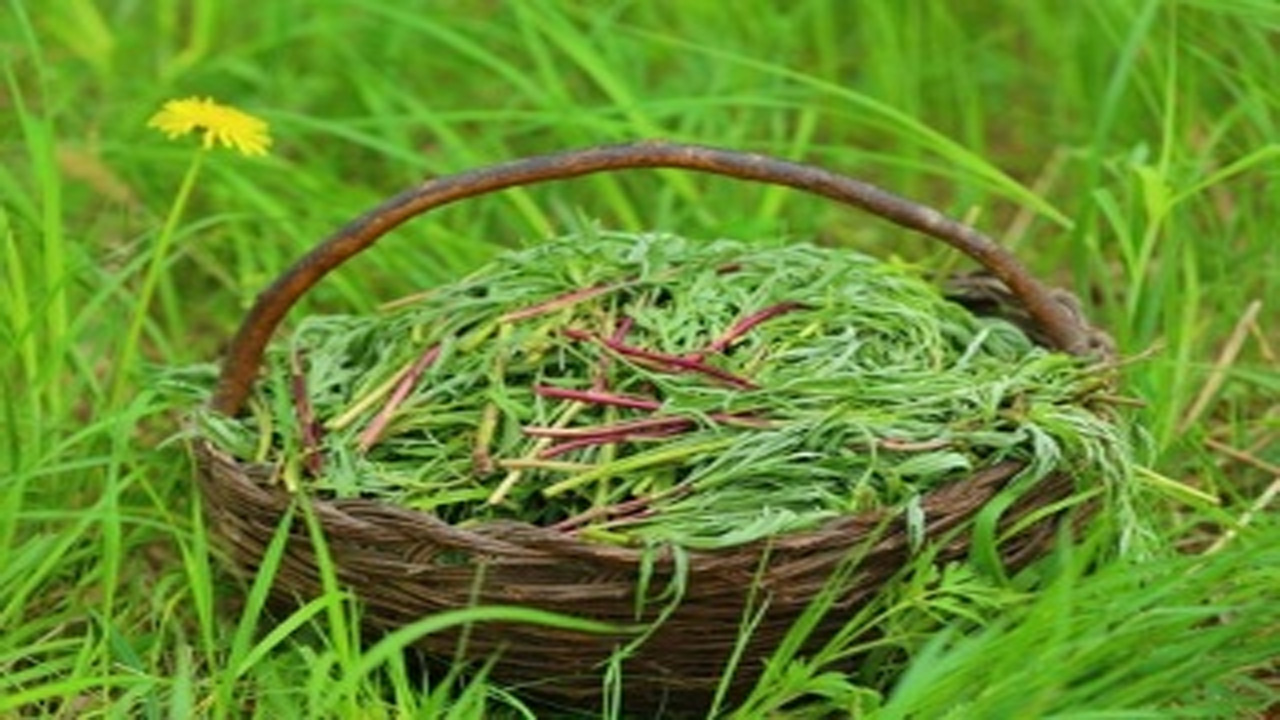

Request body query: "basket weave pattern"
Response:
[196, 441, 1073, 704]
[193, 142, 1109, 709]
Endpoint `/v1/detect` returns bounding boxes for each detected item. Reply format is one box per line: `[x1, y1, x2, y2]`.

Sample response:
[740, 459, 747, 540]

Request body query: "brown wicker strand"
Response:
[194, 143, 1111, 712]
[196, 439, 1080, 708]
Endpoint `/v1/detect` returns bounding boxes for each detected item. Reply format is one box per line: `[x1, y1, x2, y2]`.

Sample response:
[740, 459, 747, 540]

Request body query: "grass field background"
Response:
[2, 1, 1278, 717]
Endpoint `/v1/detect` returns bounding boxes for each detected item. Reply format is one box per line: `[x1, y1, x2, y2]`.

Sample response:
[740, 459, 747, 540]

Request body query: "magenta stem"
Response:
[694, 301, 807, 359]
[289, 350, 324, 475]
[565, 329, 757, 389]
[610, 316, 636, 343]
[533, 384, 773, 428]
[498, 283, 615, 323]
[357, 343, 441, 452]
[538, 425, 689, 459]
[607, 338, 757, 388]
[534, 384, 663, 411]
[593, 315, 634, 390]
[523, 416, 696, 440]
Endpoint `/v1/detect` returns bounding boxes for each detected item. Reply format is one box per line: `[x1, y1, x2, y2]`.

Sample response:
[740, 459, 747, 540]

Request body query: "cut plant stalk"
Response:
[534, 385, 663, 412]
[542, 437, 738, 498]
[550, 484, 694, 532]
[472, 401, 500, 475]
[539, 427, 691, 460]
[593, 314, 635, 390]
[357, 343, 441, 452]
[201, 232, 1131, 550]
[523, 416, 700, 439]
[530, 417, 698, 459]
[498, 282, 618, 323]
[689, 300, 808, 361]
[487, 398, 589, 505]
[289, 347, 324, 476]
[565, 328, 758, 389]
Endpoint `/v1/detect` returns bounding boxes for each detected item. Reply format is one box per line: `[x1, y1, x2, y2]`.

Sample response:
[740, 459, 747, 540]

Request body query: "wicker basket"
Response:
[194, 142, 1110, 712]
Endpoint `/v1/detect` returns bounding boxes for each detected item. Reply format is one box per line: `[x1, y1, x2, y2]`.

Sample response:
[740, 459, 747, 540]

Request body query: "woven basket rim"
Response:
[188, 142, 1117, 709]
[190, 268, 1112, 565]
[193, 437, 1065, 565]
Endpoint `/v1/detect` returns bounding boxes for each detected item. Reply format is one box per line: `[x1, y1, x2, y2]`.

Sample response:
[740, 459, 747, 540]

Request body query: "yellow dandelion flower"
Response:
[147, 96, 272, 157]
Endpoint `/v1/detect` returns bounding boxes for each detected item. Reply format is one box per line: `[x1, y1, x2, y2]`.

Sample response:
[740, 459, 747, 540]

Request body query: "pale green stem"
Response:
[111, 149, 206, 408]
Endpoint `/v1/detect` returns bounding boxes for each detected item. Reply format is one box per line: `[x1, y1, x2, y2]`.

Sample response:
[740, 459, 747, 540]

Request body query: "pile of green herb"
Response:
[196, 231, 1133, 549]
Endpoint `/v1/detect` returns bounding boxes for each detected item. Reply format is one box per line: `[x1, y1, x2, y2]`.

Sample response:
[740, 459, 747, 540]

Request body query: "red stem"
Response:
[692, 301, 807, 360]
[524, 416, 696, 440]
[538, 424, 690, 459]
[593, 315, 634, 390]
[532, 384, 773, 428]
[566, 329, 757, 389]
[357, 343, 441, 452]
[534, 384, 663, 411]
[609, 339, 757, 388]
[498, 283, 615, 323]
[289, 349, 324, 476]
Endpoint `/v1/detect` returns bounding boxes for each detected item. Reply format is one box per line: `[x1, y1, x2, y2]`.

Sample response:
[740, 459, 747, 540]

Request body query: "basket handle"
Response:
[210, 141, 1091, 415]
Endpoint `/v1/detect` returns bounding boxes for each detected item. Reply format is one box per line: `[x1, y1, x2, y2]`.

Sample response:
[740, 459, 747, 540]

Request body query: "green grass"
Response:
[2, 0, 1278, 717]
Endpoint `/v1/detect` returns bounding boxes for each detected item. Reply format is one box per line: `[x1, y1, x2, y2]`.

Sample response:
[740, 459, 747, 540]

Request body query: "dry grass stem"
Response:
[1203, 438, 1280, 554]
[1178, 299, 1263, 434]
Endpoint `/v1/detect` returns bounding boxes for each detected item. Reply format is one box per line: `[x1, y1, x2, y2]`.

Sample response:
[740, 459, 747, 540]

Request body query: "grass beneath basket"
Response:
[3, 0, 1278, 717]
